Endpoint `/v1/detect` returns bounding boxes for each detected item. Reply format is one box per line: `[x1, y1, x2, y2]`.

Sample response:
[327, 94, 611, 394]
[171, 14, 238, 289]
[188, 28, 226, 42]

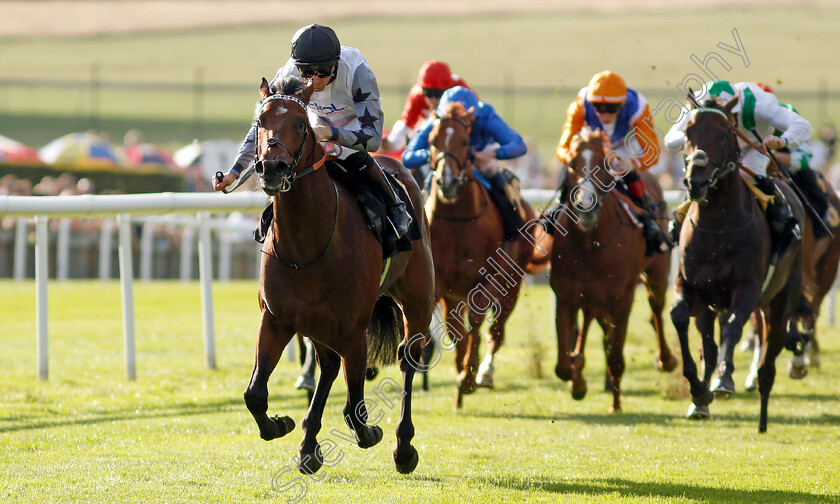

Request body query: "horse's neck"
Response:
[272, 168, 337, 255]
[439, 176, 486, 215]
[696, 172, 755, 223]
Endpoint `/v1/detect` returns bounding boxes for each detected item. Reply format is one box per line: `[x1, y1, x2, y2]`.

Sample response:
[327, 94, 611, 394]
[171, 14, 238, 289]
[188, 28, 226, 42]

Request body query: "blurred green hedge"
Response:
[0, 161, 185, 194]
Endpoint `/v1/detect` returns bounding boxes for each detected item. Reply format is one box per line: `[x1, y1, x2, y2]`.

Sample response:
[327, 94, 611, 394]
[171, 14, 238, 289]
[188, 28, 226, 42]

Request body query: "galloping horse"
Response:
[671, 96, 804, 432]
[426, 102, 545, 408]
[547, 130, 676, 412]
[242, 76, 435, 473]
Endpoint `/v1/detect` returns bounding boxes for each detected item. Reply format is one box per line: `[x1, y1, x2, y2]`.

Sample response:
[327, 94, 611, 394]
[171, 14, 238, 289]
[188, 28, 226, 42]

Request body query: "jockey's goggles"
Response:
[592, 102, 622, 114]
[297, 63, 336, 79]
[422, 87, 445, 100]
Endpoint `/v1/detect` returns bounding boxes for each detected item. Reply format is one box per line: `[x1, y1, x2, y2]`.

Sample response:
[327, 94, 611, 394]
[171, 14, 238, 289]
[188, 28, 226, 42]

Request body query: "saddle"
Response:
[325, 161, 421, 259]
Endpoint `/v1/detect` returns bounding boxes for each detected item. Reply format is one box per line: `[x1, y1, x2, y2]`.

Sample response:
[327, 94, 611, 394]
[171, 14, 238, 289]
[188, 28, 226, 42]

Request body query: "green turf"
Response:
[1, 280, 838, 503]
[1, 5, 839, 162]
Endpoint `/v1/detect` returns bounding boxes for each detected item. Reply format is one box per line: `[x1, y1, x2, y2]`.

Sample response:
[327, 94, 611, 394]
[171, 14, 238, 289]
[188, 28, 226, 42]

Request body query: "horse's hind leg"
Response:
[392, 331, 427, 474]
[757, 305, 786, 433]
[712, 307, 750, 397]
[342, 339, 384, 450]
[604, 302, 631, 413]
[243, 310, 296, 442]
[642, 266, 677, 372]
[297, 343, 341, 474]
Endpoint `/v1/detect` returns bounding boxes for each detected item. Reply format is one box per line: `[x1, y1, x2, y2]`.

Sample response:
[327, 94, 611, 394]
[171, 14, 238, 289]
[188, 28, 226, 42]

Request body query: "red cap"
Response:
[418, 60, 455, 90]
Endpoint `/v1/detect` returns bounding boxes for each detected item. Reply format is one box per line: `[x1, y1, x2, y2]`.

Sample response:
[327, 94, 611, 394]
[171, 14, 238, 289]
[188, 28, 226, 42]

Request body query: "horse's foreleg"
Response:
[477, 292, 517, 389]
[671, 289, 711, 414]
[554, 301, 577, 382]
[568, 309, 592, 400]
[243, 311, 295, 442]
[297, 344, 341, 475]
[456, 309, 484, 397]
[605, 306, 631, 413]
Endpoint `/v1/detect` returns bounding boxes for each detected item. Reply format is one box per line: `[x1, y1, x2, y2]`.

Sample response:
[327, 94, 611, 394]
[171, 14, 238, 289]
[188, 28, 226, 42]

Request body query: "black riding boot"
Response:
[792, 169, 831, 238]
[486, 172, 525, 241]
[756, 176, 802, 259]
[358, 155, 412, 239]
[636, 194, 672, 256]
[766, 198, 802, 259]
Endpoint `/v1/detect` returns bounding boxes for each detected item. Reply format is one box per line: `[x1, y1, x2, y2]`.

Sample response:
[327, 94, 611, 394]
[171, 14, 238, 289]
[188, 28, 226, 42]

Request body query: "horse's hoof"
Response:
[394, 445, 419, 474]
[787, 361, 808, 380]
[475, 374, 494, 389]
[358, 425, 384, 449]
[294, 374, 315, 391]
[711, 375, 735, 398]
[692, 388, 714, 408]
[555, 364, 573, 381]
[297, 447, 324, 474]
[657, 354, 678, 373]
[744, 374, 758, 392]
[475, 361, 495, 389]
[570, 379, 587, 400]
[456, 372, 476, 395]
[686, 403, 711, 420]
[261, 415, 295, 441]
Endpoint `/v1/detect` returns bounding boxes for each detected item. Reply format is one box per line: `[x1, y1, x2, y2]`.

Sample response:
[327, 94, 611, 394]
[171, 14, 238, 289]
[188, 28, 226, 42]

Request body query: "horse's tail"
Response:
[367, 295, 404, 367]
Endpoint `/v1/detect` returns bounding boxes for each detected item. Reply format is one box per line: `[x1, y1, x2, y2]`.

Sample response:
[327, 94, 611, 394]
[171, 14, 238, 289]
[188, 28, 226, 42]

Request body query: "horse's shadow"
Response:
[476, 475, 834, 503]
[0, 393, 305, 434]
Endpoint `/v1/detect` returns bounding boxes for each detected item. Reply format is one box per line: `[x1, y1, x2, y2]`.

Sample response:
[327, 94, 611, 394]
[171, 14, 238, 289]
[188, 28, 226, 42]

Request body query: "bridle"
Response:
[431, 115, 476, 189]
[684, 107, 740, 191]
[256, 93, 325, 192]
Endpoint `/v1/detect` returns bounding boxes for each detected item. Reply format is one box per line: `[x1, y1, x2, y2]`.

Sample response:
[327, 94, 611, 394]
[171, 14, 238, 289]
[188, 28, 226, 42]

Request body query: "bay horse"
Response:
[547, 130, 676, 412]
[242, 76, 435, 474]
[426, 102, 546, 408]
[671, 96, 804, 432]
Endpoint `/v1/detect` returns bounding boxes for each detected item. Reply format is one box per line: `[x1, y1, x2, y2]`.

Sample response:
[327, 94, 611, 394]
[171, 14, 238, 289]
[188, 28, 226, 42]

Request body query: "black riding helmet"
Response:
[291, 24, 340, 82]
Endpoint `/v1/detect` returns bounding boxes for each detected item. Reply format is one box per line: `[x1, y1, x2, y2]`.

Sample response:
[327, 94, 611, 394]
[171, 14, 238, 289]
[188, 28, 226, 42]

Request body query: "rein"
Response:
[429, 115, 487, 221]
[686, 108, 740, 189]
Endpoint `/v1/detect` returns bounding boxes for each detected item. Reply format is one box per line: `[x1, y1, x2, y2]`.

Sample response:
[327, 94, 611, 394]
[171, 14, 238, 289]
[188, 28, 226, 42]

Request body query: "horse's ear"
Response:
[259, 78, 271, 101]
[686, 88, 702, 110]
[466, 106, 475, 122]
[301, 79, 316, 103]
[723, 93, 739, 114]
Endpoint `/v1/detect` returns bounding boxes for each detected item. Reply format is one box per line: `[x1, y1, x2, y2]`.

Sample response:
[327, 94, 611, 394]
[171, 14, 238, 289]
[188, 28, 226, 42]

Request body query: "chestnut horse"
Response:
[242, 76, 435, 474]
[547, 130, 676, 412]
[671, 96, 804, 432]
[426, 102, 545, 408]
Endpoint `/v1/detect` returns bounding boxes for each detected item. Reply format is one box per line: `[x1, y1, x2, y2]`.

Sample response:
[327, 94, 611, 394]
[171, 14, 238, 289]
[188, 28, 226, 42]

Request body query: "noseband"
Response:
[257, 94, 320, 193]
[685, 107, 740, 190]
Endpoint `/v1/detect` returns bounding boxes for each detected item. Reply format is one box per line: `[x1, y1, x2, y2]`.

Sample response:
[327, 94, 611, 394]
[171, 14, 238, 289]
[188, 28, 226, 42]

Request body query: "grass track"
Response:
[1, 280, 838, 503]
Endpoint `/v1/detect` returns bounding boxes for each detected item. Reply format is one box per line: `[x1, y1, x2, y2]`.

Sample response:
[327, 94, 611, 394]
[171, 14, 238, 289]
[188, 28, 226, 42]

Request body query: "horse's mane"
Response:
[570, 129, 608, 157]
[435, 102, 470, 121]
[273, 76, 307, 97]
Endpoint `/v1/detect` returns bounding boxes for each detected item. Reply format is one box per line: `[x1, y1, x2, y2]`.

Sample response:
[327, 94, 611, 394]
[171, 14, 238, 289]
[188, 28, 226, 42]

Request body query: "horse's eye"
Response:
[255, 119, 262, 127]
[295, 119, 306, 132]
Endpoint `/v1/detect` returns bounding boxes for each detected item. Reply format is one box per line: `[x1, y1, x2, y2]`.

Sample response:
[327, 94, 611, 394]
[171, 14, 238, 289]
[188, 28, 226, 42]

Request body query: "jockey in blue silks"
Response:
[402, 86, 527, 240]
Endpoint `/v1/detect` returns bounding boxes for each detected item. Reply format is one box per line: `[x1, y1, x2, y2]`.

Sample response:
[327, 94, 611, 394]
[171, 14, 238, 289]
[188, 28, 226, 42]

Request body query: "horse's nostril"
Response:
[255, 161, 264, 175]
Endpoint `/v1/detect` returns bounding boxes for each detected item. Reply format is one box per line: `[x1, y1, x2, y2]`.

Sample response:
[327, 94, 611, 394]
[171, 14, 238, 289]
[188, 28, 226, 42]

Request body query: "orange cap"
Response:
[587, 71, 627, 103]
